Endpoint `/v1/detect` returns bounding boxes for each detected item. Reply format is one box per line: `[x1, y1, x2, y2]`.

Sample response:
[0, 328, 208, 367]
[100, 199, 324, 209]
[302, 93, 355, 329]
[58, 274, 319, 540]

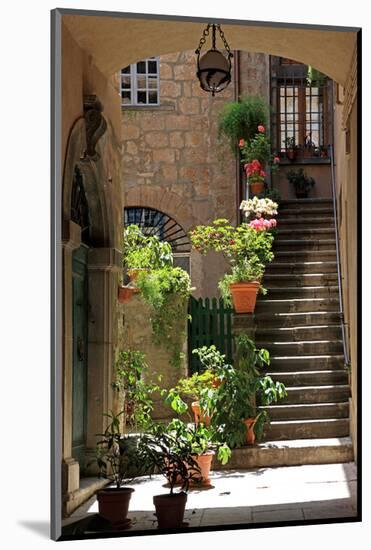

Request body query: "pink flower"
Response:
[270, 218, 277, 228]
[256, 212, 262, 219]
[239, 139, 245, 147]
[258, 125, 265, 133]
[273, 156, 280, 163]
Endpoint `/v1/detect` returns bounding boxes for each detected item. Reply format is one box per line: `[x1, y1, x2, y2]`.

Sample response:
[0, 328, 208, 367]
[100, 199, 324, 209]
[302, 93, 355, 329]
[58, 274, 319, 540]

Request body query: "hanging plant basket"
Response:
[230, 281, 260, 313]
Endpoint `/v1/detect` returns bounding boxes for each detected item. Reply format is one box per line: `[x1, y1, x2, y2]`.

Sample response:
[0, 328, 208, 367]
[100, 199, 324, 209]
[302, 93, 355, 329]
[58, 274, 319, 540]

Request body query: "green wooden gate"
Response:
[188, 296, 233, 373]
[72, 244, 89, 470]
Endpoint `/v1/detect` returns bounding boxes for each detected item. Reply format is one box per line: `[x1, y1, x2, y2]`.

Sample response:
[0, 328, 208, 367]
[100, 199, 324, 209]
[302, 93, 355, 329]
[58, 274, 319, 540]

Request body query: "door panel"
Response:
[72, 244, 89, 470]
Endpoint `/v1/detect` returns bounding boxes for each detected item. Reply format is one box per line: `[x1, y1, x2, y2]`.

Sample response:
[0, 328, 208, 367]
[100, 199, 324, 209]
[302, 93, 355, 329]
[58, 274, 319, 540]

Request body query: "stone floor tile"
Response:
[252, 507, 304, 523]
[201, 506, 253, 526]
[302, 504, 357, 520]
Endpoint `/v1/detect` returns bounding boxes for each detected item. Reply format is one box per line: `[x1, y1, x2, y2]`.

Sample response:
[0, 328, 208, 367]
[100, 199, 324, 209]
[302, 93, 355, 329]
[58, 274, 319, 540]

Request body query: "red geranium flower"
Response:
[258, 124, 265, 133]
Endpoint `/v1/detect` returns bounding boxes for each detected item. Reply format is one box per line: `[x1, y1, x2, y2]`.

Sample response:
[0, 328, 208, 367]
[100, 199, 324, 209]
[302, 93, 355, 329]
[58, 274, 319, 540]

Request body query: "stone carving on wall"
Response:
[83, 95, 107, 160]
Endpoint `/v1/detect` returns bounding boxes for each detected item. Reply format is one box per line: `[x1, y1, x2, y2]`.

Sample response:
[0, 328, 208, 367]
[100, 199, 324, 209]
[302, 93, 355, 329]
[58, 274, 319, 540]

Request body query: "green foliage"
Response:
[94, 410, 145, 488]
[123, 225, 173, 270]
[192, 345, 226, 372]
[165, 370, 217, 420]
[306, 66, 327, 86]
[112, 350, 162, 431]
[218, 259, 266, 307]
[209, 335, 287, 448]
[287, 168, 315, 193]
[137, 425, 201, 494]
[218, 95, 269, 152]
[240, 132, 272, 165]
[264, 187, 282, 205]
[136, 267, 193, 368]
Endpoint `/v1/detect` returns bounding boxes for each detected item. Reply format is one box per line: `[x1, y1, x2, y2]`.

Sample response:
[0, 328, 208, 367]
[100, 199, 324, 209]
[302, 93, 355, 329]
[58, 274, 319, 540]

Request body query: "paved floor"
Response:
[63, 462, 357, 533]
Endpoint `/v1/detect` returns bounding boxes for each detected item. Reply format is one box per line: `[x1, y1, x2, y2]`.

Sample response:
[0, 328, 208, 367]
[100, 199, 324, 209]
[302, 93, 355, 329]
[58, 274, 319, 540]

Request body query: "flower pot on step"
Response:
[153, 492, 187, 529]
[244, 418, 257, 445]
[97, 487, 134, 529]
[230, 281, 260, 313]
[190, 451, 215, 487]
[191, 401, 211, 426]
[118, 286, 135, 304]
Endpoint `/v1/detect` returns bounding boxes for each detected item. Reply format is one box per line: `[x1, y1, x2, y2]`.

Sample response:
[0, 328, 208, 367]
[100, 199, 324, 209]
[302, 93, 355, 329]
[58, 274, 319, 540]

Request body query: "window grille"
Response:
[120, 57, 160, 106]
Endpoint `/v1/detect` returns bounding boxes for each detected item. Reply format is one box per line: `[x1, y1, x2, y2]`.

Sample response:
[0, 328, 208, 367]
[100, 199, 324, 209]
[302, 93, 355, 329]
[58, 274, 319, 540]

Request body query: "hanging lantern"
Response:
[195, 24, 233, 96]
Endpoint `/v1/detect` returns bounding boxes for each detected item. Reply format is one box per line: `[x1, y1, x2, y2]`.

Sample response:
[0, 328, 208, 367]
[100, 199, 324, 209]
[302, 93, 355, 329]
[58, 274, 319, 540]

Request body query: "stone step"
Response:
[263, 286, 339, 299]
[269, 354, 345, 371]
[278, 207, 334, 219]
[265, 370, 348, 386]
[278, 217, 335, 229]
[276, 228, 336, 240]
[264, 273, 338, 287]
[279, 198, 333, 208]
[274, 239, 336, 251]
[273, 250, 336, 261]
[256, 340, 343, 356]
[264, 418, 349, 440]
[253, 311, 342, 328]
[212, 437, 354, 469]
[256, 325, 342, 342]
[266, 261, 337, 274]
[261, 402, 349, 420]
[256, 297, 340, 313]
[280, 385, 350, 404]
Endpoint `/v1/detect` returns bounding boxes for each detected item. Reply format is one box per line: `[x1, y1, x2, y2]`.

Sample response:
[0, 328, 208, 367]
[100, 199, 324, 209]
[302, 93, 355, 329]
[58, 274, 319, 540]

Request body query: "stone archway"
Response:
[61, 113, 122, 516]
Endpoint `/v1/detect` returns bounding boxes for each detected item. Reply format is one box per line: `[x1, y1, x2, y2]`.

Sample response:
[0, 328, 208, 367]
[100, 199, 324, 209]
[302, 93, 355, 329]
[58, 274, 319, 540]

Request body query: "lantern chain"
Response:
[217, 25, 233, 58]
[195, 24, 211, 55]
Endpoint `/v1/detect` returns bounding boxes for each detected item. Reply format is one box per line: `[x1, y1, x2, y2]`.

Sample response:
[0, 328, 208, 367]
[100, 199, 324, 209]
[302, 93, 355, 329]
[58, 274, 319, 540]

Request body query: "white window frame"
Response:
[120, 57, 160, 107]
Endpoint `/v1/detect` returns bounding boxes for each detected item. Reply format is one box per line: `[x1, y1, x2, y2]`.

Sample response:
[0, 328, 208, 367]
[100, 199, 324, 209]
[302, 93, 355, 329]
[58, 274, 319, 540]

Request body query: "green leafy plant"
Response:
[137, 425, 201, 494]
[219, 259, 266, 307]
[112, 350, 162, 431]
[94, 410, 145, 488]
[123, 225, 173, 270]
[210, 335, 287, 447]
[218, 95, 269, 153]
[136, 267, 193, 368]
[287, 168, 315, 197]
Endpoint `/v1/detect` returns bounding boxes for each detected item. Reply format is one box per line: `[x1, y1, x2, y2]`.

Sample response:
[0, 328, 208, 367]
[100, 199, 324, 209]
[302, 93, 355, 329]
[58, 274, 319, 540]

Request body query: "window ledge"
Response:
[121, 104, 175, 112]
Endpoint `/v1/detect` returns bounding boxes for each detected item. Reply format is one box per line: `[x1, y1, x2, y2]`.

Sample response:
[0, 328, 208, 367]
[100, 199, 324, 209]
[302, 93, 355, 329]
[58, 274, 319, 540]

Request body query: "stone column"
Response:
[85, 248, 122, 454]
[61, 221, 81, 502]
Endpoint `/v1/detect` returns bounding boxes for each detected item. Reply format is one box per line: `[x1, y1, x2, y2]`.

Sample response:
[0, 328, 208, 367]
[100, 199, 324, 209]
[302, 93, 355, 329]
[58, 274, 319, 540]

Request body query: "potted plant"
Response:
[210, 335, 287, 447]
[284, 136, 298, 160]
[137, 427, 201, 529]
[218, 95, 269, 153]
[122, 224, 173, 281]
[190, 218, 275, 314]
[287, 168, 315, 198]
[240, 196, 278, 221]
[93, 410, 141, 530]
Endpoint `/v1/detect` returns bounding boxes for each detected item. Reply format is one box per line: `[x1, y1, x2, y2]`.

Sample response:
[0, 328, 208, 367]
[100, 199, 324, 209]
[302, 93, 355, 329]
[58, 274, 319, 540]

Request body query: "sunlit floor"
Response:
[63, 462, 357, 534]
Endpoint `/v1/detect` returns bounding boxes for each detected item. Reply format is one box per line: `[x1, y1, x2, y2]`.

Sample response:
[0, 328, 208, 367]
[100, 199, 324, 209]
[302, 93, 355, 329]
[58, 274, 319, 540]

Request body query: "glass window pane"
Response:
[148, 91, 158, 104]
[148, 60, 157, 74]
[137, 91, 147, 104]
[121, 91, 131, 104]
[136, 75, 146, 89]
[148, 76, 158, 89]
[137, 61, 146, 73]
[121, 66, 131, 74]
[121, 75, 131, 89]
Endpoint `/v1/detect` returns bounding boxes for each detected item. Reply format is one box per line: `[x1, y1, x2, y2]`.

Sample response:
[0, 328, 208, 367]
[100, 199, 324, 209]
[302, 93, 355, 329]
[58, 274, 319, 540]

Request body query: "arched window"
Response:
[124, 206, 191, 272]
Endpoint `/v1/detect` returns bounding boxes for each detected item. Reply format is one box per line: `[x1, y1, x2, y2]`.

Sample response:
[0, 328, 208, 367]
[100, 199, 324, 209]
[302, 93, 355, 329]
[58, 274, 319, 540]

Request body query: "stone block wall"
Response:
[121, 50, 270, 298]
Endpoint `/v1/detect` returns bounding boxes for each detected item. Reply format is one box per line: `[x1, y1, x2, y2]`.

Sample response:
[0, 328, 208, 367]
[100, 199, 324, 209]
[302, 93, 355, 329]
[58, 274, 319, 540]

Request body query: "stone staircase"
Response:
[225, 198, 353, 470]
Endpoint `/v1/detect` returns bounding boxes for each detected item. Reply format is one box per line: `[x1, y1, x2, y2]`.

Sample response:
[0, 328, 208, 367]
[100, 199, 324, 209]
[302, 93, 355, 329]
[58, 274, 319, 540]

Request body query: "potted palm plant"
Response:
[93, 410, 141, 530]
[137, 427, 201, 529]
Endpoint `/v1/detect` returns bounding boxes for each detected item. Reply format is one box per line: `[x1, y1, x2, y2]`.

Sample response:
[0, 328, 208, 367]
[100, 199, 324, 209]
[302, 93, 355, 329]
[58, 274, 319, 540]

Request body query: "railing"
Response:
[329, 143, 350, 368]
[188, 296, 233, 373]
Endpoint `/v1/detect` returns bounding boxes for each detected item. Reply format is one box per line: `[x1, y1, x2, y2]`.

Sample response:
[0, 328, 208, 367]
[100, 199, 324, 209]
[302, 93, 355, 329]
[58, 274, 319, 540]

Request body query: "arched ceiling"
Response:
[62, 13, 358, 86]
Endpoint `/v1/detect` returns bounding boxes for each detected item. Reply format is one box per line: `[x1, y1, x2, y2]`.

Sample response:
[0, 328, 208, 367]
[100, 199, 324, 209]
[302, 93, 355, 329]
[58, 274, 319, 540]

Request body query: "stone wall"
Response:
[122, 50, 270, 298]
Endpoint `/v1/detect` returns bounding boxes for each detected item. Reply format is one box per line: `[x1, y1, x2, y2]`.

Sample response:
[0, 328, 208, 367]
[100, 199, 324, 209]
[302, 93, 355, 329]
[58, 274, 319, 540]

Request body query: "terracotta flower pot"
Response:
[191, 401, 210, 426]
[230, 281, 260, 313]
[118, 286, 135, 304]
[244, 418, 257, 445]
[286, 149, 297, 160]
[153, 492, 187, 529]
[97, 487, 134, 529]
[250, 181, 264, 195]
[190, 451, 215, 487]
